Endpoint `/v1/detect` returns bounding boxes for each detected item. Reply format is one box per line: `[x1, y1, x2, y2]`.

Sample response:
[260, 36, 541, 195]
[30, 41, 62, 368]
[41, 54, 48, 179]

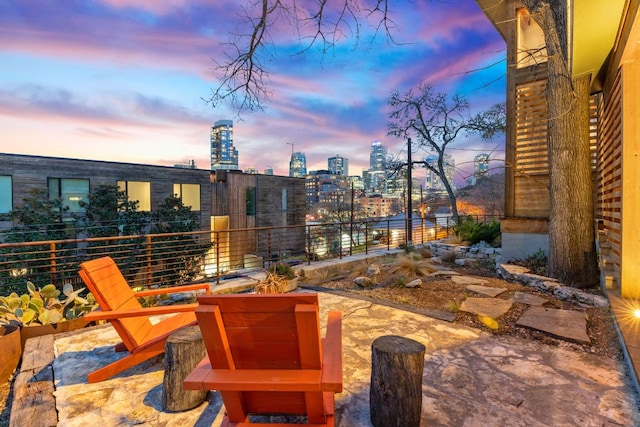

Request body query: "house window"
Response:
[173, 183, 201, 211]
[282, 189, 287, 211]
[0, 175, 12, 214]
[48, 178, 89, 213]
[516, 8, 547, 68]
[117, 181, 151, 211]
[246, 187, 256, 216]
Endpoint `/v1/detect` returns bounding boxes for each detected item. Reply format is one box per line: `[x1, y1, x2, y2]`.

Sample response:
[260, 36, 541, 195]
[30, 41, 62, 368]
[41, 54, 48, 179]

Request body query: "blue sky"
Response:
[0, 0, 506, 186]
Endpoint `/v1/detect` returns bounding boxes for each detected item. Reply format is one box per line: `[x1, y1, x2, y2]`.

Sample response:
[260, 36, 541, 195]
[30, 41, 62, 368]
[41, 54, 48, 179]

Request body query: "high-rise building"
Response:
[289, 152, 307, 177]
[328, 154, 349, 176]
[369, 140, 387, 171]
[244, 167, 258, 174]
[210, 119, 239, 171]
[472, 153, 490, 185]
[264, 166, 274, 175]
[424, 154, 456, 192]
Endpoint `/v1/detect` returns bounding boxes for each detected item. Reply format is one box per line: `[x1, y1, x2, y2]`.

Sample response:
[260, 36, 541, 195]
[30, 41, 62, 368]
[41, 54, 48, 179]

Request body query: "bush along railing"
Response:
[0, 215, 486, 294]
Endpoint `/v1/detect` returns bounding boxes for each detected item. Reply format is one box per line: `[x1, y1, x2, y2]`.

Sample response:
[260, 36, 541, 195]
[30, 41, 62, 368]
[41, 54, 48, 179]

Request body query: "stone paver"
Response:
[451, 275, 488, 285]
[466, 284, 507, 297]
[427, 270, 460, 277]
[516, 306, 590, 344]
[511, 291, 548, 306]
[459, 297, 513, 318]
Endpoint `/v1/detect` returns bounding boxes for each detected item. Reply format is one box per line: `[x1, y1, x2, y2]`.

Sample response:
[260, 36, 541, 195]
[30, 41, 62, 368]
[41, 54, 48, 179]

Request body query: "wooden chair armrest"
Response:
[83, 303, 198, 321]
[321, 311, 343, 392]
[183, 356, 212, 390]
[185, 368, 327, 392]
[133, 283, 210, 297]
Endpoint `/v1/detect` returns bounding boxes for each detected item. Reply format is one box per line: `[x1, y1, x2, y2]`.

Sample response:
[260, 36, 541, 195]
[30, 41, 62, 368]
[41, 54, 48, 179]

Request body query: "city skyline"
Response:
[0, 0, 506, 186]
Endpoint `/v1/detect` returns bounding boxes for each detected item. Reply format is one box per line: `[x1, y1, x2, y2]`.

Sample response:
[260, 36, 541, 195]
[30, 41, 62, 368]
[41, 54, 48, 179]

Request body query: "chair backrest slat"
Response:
[196, 293, 326, 418]
[80, 257, 152, 350]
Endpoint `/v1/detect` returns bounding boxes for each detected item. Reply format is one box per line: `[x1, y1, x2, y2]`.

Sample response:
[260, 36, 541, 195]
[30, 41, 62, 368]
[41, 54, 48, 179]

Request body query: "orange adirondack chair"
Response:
[79, 256, 210, 383]
[183, 293, 342, 427]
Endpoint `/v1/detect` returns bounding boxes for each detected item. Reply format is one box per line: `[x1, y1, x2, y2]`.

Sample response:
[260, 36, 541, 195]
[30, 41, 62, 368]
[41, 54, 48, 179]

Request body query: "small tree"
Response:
[386, 83, 505, 220]
[76, 184, 148, 282]
[1, 188, 75, 288]
[150, 196, 212, 286]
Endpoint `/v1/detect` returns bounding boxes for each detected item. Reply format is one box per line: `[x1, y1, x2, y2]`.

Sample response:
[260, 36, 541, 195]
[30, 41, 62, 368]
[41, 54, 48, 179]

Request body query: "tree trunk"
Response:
[370, 335, 425, 427]
[162, 326, 208, 412]
[537, 2, 598, 287]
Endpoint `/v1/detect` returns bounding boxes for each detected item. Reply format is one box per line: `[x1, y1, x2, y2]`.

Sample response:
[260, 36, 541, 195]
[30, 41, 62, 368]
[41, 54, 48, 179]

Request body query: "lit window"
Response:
[516, 8, 547, 68]
[48, 178, 89, 213]
[117, 181, 151, 211]
[0, 175, 12, 214]
[173, 183, 201, 211]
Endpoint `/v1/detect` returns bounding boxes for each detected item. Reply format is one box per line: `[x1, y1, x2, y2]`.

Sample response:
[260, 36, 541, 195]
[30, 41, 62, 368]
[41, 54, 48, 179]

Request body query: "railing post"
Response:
[386, 220, 390, 251]
[146, 235, 152, 287]
[306, 225, 312, 265]
[215, 231, 220, 285]
[50, 242, 57, 286]
[365, 222, 369, 255]
[267, 229, 272, 267]
[349, 220, 353, 256]
[339, 223, 343, 260]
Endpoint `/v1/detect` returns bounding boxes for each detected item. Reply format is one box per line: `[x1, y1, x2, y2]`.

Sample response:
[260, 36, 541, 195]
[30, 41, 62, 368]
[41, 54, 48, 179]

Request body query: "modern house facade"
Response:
[476, 0, 640, 300]
[0, 153, 306, 271]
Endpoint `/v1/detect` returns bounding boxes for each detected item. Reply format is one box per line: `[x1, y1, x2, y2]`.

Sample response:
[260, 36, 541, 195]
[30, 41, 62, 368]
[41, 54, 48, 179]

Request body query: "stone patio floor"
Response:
[10, 288, 640, 426]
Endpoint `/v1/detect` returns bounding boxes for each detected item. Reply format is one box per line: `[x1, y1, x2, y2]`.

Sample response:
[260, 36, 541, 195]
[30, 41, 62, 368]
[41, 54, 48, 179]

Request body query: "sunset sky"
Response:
[0, 0, 506, 186]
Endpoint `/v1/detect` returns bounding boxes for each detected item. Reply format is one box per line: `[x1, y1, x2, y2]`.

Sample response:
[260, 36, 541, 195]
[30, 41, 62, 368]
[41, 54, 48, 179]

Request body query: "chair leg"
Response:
[87, 342, 165, 383]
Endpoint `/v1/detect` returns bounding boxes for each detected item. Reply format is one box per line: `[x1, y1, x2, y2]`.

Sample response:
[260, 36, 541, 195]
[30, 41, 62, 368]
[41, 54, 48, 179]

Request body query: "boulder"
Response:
[367, 264, 381, 276]
[405, 279, 422, 289]
[354, 276, 374, 287]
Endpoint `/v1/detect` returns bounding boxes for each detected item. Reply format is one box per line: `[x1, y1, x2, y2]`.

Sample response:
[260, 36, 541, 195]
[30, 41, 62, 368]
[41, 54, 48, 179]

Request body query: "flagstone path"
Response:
[456, 278, 591, 344]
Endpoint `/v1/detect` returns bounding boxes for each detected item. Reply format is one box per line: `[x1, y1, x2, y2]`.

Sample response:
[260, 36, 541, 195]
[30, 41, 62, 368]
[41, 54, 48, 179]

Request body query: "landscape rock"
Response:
[459, 298, 513, 319]
[451, 275, 488, 286]
[405, 279, 422, 288]
[553, 287, 609, 307]
[511, 291, 548, 306]
[465, 284, 507, 297]
[353, 276, 374, 287]
[517, 307, 590, 343]
[497, 263, 530, 280]
[367, 264, 381, 276]
[427, 270, 460, 277]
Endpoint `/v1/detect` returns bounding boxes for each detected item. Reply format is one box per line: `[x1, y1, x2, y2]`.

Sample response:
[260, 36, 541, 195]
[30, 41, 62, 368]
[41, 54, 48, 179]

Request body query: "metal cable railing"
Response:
[0, 215, 486, 293]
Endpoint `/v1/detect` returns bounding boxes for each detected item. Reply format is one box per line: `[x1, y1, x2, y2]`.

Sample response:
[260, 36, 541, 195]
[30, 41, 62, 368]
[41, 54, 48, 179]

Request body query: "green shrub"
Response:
[513, 249, 548, 276]
[453, 217, 501, 246]
[267, 262, 296, 280]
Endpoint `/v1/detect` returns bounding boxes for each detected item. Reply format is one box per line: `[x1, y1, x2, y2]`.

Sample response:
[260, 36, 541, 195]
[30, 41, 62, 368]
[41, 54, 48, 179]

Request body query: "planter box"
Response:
[0, 325, 21, 383]
[19, 317, 92, 349]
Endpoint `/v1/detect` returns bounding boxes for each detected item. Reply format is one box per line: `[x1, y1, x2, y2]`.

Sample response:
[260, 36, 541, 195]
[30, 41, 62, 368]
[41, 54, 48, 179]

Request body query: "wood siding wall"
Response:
[0, 153, 212, 231]
[597, 69, 623, 291]
[211, 172, 306, 267]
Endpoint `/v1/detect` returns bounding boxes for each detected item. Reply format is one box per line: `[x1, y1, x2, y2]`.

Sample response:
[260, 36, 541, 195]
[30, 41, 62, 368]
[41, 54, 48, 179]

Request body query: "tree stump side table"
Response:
[370, 335, 426, 427]
[161, 325, 207, 412]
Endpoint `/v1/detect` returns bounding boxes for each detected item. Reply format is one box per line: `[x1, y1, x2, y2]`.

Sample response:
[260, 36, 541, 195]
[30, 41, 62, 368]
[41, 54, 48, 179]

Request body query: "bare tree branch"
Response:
[208, 0, 398, 113]
[387, 83, 505, 218]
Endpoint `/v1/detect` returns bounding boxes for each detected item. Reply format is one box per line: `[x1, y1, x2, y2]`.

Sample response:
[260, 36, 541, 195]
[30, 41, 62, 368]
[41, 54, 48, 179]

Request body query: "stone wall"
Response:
[425, 242, 502, 266]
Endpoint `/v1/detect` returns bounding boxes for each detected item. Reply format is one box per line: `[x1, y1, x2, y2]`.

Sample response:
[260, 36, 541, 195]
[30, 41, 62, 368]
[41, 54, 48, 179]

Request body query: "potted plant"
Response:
[0, 324, 20, 383]
[254, 263, 298, 294]
[0, 281, 98, 349]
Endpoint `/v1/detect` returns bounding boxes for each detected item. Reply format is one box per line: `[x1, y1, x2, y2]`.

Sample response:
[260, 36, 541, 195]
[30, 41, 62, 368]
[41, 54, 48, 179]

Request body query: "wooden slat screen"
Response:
[514, 79, 548, 175]
[597, 70, 623, 287]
